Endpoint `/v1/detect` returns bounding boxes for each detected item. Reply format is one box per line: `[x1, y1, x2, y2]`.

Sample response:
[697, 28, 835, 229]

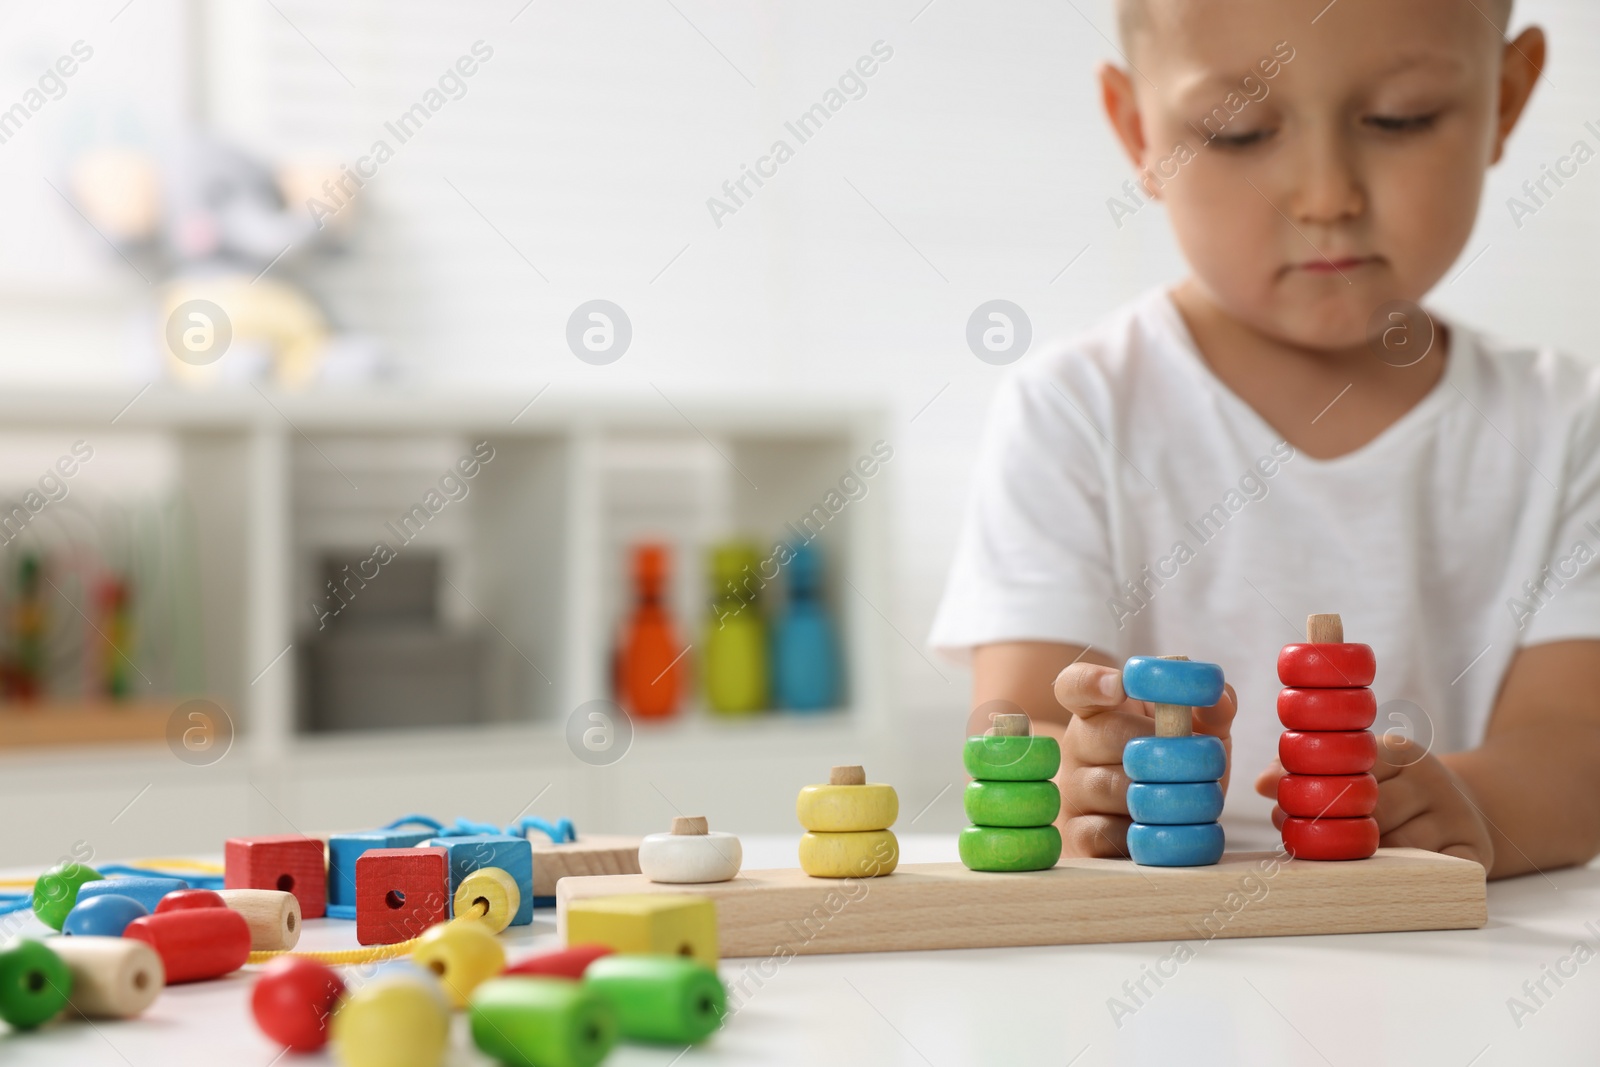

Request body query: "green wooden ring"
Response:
[583, 954, 726, 1045]
[962, 735, 1060, 781]
[958, 825, 1062, 872]
[0, 940, 72, 1030]
[963, 780, 1061, 828]
[31, 862, 102, 932]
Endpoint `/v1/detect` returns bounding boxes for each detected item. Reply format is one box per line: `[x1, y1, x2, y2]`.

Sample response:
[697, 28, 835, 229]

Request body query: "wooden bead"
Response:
[1125, 782, 1225, 826]
[1122, 735, 1226, 783]
[412, 918, 506, 1009]
[1277, 687, 1377, 730]
[639, 830, 743, 883]
[328, 829, 437, 916]
[829, 764, 866, 785]
[155, 889, 225, 912]
[958, 825, 1062, 872]
[503, 944, 614, 980]
[453, 866, 521, 933]
[796, 783, 898, 833]
[1278, 773, 1378, 819]
[225, 835, 327, 919]
[962, 735, 1061, 781]
[330, 962, 450, 1067]
[469, 977, 618, 1067]
[962, 780, 1061, 828]
[1282, 816, 1379, 860]
[122, 907, 251, 983]
[356, 848, 450, 946]
[671, 816, 709, 836]
[1279, 730, 1377, 775]
[0, 939, 71, 1029]
[584, 954, 726, 1044]
[62, 893, 147, 937]
[76, 877, 189, 914]
[251, 956, 344, 1051]
[563, 893, 719, 966]
[1277, 643, 1376, 688]
[44, 935, 163, 1019]
[1121, 656, 1225, 708]
[424, 835, 534, 927]
[216, 889, 301, 951]
[798, 830, 899, 879]
[1127, 822, 1225, 867]
[31, 862, 101, 931]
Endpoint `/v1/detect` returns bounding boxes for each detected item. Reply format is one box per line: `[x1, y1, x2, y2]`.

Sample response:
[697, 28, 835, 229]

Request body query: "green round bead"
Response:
[959, 825, 1062, 872]
[470, 977, 617, 1067]
[962, 735, 1060, 781]
[0, 940, 72, 1030]
[963, 780, 1061, 828]
[584, 954, 726, 1045]
[31, 862, 101, 931]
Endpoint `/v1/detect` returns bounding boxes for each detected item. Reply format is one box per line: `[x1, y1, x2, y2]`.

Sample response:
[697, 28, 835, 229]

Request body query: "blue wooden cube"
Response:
[327, 829, 437, 918]
[423, 835, 534, 926]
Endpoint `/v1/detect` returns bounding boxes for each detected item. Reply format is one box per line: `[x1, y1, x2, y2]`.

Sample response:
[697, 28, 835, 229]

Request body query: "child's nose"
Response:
[1284, 130, 1367, 227]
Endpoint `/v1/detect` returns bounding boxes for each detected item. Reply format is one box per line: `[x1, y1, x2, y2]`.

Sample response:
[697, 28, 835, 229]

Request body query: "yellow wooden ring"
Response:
[454, 866, 520, 933]
[798, 830, 899, 879]
[796, 783, 898, 833]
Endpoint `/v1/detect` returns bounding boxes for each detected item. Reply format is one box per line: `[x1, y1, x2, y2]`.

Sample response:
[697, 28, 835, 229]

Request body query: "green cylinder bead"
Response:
[962, 735, 1060, 782]
[584, 954, 726, 1045]
[0, 939, 72, 1030]
[959, 825, 1062, 872]
[31, 862, 102, 932]
[963, 780, 1061, 828]
[470, 977, 617, 1067]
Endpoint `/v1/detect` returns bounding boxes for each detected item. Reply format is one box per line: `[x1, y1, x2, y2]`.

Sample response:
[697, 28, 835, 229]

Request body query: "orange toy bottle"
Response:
[617, 544, 685, 719]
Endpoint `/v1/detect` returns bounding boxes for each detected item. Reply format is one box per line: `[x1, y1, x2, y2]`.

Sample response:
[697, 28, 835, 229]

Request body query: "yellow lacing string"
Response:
[245, 899, 492, 966]
[1, 858, 227, 891]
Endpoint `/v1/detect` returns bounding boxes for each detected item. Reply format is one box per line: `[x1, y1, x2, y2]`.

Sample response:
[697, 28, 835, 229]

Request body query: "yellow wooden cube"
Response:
[564, 893, 718, 966]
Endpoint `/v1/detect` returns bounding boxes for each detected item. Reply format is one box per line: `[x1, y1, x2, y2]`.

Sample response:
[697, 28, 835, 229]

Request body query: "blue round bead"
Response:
[1123, 735, 1227, 783]
[1126, 782, 1225, 825]
[1121, 657, 1225, 708]
[62, 893, 148, 937]
[1127, 822, 1225, 867]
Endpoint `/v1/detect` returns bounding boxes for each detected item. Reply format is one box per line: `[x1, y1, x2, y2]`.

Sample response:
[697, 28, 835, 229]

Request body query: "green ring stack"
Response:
[960, 715, 1063, 872]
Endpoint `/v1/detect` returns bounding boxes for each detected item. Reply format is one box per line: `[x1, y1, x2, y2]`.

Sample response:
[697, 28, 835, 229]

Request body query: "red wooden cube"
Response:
[355, 847, 450, 946]
[225, 835, 327, 919]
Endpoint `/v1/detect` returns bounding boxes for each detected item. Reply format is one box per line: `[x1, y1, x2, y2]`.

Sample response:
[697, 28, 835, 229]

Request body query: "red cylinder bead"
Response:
[124, 907, 251, 983]
[252, 956, 346, 1052]
[502, 944, 615, 980]
[155, 889, 227, 913]
[1282, 816, 1379, 860]
[1277, 643, 1376, 688]
[1278, 773, 1378, 818]
[1277, 687, 1377, 731]
[1279, 730, 1376, 775]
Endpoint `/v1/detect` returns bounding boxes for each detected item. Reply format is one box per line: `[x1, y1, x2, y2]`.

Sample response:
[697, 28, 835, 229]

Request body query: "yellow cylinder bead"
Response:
[798, 830, 899, 879]
[412, 920, 506, 1009]
[453, 867, 520, 934]
[330, 964, 450, 1067]
[796, 784, 899, 833]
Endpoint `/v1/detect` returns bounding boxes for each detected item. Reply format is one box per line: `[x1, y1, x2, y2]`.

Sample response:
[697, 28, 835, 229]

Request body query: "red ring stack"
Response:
[1276, 613, 1379, 860]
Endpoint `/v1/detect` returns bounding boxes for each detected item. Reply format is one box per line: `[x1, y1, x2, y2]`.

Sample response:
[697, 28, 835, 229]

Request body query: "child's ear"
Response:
[1490, 26, 1546, 164]
[1098, 62, 1157, 198]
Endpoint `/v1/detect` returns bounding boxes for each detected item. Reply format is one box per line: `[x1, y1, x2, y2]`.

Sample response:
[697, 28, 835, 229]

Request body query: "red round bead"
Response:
[251, 956, 346, 1052]
[1280, 730, 1376, 775]
[154, 889, 226, 913]
[1277, 643, 1376, 688]
[123, 907, 251, 983]
[1278, 773, 1378, 818]
[1282, 816, 1379, 860]
[501, 943, 615, 980]
[1277, 687, 1377, 731]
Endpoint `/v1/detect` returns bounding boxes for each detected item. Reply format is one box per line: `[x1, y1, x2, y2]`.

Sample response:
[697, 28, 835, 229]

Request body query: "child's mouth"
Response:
[1290, 256, 1380, 275]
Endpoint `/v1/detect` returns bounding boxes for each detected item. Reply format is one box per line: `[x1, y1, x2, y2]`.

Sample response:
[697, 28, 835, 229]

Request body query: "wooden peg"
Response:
[830, 765, 866, 786]
[991, 713, 1030, 737]
[46, 936, 164, 1019]
[1152, 655, 1192, 738]
[215, 889, 301, 951]
[670, 817, 708, 836]
[1307, 613, 1343, 643]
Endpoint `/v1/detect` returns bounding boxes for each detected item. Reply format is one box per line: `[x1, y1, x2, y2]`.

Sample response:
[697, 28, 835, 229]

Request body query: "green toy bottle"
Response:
[703, 542, 768, 714]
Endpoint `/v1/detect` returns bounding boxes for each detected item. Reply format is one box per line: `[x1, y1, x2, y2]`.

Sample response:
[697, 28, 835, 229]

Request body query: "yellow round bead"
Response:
[796, 783, 898, 833]
[412, 919, 506, 1009]
[453, 866, 520, 934]
[798, 830, 899, 879]
[330, 967, 449, 1067]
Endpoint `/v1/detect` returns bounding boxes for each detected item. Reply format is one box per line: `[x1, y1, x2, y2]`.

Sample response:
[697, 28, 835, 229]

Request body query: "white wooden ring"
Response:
[637, 831, 743, 884]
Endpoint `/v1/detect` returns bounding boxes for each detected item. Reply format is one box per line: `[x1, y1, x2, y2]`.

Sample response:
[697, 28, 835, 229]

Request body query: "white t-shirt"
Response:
[930, 288, 1600, 823]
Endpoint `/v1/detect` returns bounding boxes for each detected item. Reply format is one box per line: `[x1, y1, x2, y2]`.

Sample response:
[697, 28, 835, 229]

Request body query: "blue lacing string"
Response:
[382, 814, 576, 842]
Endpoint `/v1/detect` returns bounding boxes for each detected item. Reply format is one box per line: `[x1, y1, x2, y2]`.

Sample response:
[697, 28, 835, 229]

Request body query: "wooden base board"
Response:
[531, 834, 642, 897]
[555, 848, 1485, 957]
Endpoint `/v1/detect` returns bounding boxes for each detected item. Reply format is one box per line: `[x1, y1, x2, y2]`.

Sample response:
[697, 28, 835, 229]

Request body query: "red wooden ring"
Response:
[1277, 773, 1378, 818]
[1277, 643, 1376, 688]
[1281, 816, 1378, 860]
[1277, 687, 1376, 731]
[1279, 730, 1376, 775]
[123, 907, 251, 983]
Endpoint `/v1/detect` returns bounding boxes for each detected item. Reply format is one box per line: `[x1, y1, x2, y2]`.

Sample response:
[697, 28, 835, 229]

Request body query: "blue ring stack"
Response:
[1121, 655, 1227, 867]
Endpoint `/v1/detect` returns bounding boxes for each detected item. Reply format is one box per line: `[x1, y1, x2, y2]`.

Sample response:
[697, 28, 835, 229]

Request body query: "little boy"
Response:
[931, 0, 1600, 878]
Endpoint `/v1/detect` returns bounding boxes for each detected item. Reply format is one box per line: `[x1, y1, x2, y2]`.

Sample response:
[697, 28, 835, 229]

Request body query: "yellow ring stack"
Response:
[796, 765, 899, 878]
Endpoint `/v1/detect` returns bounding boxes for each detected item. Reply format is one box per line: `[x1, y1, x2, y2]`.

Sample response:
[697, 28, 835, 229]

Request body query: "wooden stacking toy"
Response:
[1277, 613, 1380, 860]
[639, 815, 743, 884]
[960, 714, 1063, 872]
[796, 765, 899, 878]
[44, 936, 164, 1019]
[1121, 655, 1227, 867]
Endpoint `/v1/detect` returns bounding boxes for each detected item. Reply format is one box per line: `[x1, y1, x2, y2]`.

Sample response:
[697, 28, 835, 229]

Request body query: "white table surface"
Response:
[4, 829, 1598, 1067]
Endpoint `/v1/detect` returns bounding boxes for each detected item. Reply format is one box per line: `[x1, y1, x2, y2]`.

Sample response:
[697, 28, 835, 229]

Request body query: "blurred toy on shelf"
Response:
[773, 542, 838, 711]
[703, 542, 768, 715]
[4, 553, 45, 701]
[615, 543, 685, 720]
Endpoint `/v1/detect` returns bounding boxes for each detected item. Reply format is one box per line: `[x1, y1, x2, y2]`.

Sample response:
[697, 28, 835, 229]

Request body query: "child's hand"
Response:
[1052, 662, 1237, 858]
[1253, 735, 1495, 868]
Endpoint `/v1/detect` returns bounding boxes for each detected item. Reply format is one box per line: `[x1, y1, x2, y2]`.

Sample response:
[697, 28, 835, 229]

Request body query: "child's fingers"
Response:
[1190, 683, 1238, 740]
[1253, 759, 1285, 799]
[1053, 662, 1126, 718]
[1063, 764, 1130, 817]
[1370, 733, 1425, 782]
[1061, 813, 1130, 858]
[1379, 810, 1482, 866]
[1270, 804, 1286, 831]
[1064, 709, 1153, 766]
[1373, 770, 1431, 834]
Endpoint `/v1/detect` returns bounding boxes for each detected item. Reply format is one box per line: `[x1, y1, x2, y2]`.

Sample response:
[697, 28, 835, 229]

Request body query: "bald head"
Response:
[1116, 0, 1514, 54]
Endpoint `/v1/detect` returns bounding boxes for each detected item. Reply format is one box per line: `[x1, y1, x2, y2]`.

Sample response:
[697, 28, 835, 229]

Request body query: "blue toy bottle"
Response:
[774, 543, 838, 711]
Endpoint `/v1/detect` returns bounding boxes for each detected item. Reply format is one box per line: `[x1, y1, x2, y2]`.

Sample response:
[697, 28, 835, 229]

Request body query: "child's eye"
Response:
[1365, 113, 1439, 133]
[1208, 128, 1275, 149]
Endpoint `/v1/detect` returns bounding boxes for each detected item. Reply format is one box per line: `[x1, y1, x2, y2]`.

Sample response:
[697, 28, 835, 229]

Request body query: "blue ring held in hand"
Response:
[1121, 656, 1225, 708]
[1123, 735, 1226, 784]
[1127, 822, 1225, 867]
[1126, 782, 1225, 825]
